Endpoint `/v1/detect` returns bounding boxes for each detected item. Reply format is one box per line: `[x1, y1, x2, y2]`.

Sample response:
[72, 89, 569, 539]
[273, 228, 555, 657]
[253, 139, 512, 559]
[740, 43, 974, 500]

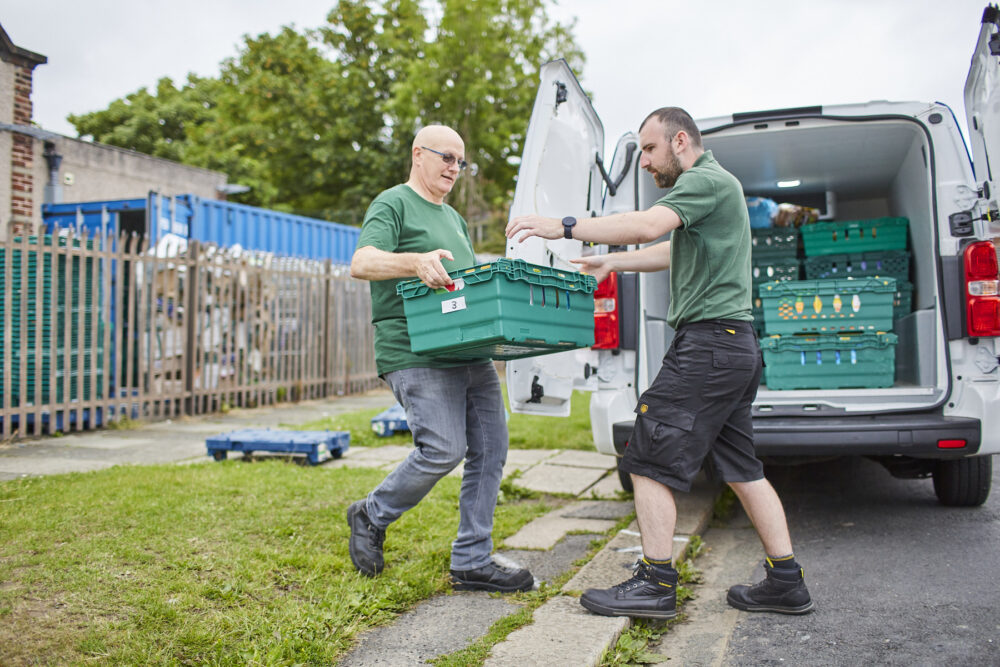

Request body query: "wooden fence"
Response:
[0, 229, 380, 439]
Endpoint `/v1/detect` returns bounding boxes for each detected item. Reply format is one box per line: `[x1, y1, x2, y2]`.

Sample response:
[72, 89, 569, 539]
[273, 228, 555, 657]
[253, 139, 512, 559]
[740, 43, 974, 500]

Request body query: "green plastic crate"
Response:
[894, 280, 913, 320]
[759, 277, 897, 334]
[801, 218, 908, 257]
[750, 227, 800, 260]
[397, 259, 598, 361]
[752, 256, 800, 285]
[761, 332, 897, 390]
[803, 249, 910, 283]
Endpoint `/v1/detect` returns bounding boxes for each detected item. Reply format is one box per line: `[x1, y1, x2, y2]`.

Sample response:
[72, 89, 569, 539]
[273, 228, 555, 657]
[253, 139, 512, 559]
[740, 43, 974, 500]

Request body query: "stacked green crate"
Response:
[759, 217, 910, 390]
[750, 227, 801, 337]
[0, 236, 105, 406]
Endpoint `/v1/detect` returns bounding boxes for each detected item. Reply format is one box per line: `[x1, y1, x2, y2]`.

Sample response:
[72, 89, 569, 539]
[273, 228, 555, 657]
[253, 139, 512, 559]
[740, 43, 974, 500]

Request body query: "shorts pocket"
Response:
[712, 351, 757, 369]
[634, 400, 696, 432]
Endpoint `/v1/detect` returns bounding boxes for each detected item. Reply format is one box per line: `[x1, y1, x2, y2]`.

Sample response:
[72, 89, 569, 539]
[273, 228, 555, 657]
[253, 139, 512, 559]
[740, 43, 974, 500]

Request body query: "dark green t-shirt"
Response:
[357, 184, 476, 374]
[655, 151, 752, 329]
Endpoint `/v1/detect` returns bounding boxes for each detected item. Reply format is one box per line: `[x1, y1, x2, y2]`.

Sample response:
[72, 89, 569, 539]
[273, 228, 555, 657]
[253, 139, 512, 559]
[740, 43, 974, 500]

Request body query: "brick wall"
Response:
[8, 64, 35, 235]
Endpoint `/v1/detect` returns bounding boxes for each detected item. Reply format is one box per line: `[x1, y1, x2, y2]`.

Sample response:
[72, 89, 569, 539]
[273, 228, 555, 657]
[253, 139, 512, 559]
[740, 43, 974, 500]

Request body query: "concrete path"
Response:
[0, 389, 720, 665]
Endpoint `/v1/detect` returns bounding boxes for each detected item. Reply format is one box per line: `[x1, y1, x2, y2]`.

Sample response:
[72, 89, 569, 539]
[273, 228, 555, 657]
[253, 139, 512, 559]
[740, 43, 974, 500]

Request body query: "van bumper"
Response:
[611, 414, 982, 459]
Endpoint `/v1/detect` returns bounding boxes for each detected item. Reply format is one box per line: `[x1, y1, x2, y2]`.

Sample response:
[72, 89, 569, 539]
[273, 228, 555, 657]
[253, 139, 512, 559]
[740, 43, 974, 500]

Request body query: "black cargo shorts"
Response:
[619, 319, 764, 491]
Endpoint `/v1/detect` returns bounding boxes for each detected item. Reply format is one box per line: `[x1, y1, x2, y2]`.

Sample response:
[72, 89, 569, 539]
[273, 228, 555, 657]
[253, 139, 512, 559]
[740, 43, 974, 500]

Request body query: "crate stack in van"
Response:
[753, 216, 910, 390]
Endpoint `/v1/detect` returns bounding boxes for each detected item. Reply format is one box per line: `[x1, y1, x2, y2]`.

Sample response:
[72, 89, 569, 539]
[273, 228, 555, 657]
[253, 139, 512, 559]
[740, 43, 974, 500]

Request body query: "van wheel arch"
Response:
[933, 456, 992, 507]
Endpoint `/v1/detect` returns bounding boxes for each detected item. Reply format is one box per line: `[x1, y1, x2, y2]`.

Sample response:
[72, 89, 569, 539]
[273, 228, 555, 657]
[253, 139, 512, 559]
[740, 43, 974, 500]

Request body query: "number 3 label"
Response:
[442, 296, 467, 313]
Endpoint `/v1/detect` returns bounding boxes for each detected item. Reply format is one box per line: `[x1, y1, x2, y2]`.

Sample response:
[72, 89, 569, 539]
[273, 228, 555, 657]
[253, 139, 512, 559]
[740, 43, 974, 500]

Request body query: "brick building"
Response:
[0, 23, 230, 241]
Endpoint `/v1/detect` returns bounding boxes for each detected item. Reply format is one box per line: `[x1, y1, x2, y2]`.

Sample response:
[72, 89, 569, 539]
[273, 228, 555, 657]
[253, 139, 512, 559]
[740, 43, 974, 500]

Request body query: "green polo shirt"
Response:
[655, 151, 753, 329]
[357, 184, 476, 374]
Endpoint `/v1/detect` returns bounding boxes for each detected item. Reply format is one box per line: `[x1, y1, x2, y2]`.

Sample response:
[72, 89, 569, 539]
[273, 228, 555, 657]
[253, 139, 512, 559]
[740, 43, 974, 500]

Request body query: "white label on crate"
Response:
[442, 296, 467, 313]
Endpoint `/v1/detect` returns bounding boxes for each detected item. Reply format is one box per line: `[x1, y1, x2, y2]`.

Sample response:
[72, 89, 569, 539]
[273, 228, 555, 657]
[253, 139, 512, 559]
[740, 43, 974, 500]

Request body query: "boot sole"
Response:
[346, 503, 382, 577]
[451, 578, 533, 593]
[580, 596, 677, 620]
[726, 592, 814, 615]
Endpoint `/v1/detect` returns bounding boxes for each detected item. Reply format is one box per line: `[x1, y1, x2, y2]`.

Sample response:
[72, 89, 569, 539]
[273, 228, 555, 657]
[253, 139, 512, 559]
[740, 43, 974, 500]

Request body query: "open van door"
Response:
[505, 59, 605, 416]
[965, 5, 1000, 236]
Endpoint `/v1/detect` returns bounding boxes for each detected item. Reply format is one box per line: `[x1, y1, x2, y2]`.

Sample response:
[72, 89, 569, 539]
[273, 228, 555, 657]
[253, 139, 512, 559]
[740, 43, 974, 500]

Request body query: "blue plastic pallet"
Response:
[371, 402, 410, 437]
[206, 428, 349, 465]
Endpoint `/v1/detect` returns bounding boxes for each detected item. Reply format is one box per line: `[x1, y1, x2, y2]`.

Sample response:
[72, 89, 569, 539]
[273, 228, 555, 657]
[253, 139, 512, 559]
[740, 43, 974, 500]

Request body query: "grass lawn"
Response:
[296, 388, 596, 451]
[0, 461, 554, 665]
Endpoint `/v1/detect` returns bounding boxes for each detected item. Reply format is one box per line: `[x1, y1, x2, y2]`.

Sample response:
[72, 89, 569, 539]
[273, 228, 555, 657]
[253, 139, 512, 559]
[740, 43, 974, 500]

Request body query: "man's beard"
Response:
[652, 151, 683, 188]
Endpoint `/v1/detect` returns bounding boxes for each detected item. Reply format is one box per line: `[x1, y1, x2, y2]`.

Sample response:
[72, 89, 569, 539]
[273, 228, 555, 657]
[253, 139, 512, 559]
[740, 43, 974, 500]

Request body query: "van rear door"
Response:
[964, 5, 1000, 233]
[505, 59, 604, 416]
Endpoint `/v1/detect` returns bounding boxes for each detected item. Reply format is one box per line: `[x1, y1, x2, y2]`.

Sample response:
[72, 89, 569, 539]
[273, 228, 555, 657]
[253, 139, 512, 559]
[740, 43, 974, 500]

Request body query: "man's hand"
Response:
[415, 249, 455, 288]
[505, 215, 563, 242]
[571, 255, 614, 285]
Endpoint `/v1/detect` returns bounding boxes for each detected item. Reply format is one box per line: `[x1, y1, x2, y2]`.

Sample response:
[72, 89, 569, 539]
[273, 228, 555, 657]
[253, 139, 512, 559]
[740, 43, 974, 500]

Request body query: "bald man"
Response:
[347, 125, 534, 592]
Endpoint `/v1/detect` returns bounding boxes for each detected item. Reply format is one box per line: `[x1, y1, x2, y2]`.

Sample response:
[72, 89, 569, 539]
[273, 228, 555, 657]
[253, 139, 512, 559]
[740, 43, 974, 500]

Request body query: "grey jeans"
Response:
[365, 363, 508, 570]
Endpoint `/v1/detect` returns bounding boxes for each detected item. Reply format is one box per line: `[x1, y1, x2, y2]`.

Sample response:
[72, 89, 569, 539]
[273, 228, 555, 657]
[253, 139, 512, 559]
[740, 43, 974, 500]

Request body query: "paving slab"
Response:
[560, 500, 633, 521]
[340, 593, 521, 666]
[0, 456, 115, 476]
[483, 594, 627, 667]
[504, 500, 626, 550]
[516, 463, 609, 496]
[545, 450, 618, 470]
[587, 473, 626, 499]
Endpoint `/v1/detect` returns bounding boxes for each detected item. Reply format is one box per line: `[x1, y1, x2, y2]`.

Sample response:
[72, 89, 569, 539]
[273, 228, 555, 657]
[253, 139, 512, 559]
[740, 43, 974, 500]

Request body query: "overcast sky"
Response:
[4, 0, 990, 151]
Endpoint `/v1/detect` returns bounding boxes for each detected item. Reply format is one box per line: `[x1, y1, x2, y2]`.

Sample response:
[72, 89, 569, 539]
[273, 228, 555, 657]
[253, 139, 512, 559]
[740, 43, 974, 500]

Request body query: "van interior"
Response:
[633, 116, 943, 413]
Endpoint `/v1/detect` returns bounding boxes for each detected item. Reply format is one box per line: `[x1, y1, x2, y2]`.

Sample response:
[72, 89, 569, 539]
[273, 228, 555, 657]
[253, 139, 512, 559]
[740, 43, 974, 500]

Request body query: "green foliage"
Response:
[604, 620, 670, 666]
[67, 1, 584, 234]
[0, 462, 549, 664]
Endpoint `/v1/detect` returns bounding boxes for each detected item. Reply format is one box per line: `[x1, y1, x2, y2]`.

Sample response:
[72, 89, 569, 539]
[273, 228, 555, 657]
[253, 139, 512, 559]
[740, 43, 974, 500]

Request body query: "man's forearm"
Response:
[605, 241, 671, 273]
[350, 246, 420, 281]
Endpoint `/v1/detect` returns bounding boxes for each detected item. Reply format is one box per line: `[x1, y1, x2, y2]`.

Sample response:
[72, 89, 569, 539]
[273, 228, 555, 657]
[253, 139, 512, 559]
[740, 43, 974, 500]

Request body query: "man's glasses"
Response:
[421, 146, 468, 171]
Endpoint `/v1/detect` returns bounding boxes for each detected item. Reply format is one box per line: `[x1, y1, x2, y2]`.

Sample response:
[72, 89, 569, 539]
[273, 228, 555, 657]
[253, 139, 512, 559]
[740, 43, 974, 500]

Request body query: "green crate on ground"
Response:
[801, 217, 908, 257]
[397, 258, 598, 361]
[759, 277, 897, 334]
[894, 280, 913, 320]
[803, 249, 910, 283]
[752, 256, 800, 285]
[750, 227, 800, 259]
[761, 332, 897, 390]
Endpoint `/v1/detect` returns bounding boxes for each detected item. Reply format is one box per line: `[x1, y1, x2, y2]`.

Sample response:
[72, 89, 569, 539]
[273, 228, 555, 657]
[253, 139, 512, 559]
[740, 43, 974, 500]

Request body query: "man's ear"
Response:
[673, 130, 688, 151]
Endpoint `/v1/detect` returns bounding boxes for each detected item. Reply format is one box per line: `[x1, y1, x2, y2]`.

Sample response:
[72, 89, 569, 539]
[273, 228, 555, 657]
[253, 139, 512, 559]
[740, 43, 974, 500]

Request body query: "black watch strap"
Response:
[562, 216, 577, 239]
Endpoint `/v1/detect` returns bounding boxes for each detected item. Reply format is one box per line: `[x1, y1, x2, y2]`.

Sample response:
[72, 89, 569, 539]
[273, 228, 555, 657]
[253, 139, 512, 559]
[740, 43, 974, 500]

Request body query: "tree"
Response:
[67, 1, 584, 240]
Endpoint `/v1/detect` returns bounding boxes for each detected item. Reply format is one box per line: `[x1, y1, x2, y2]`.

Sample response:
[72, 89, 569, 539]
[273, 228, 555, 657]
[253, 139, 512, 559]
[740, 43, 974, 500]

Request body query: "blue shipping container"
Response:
[42, 192, 360, 264]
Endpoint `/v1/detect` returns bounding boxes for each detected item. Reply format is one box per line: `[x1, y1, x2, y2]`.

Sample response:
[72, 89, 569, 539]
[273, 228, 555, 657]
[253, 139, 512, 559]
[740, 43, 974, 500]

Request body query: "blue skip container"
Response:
[206, 428, 349, 465]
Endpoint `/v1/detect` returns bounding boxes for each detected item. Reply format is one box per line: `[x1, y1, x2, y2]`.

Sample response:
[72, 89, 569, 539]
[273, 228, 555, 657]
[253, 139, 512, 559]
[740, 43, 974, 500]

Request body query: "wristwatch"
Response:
[562, 216, 577, 239]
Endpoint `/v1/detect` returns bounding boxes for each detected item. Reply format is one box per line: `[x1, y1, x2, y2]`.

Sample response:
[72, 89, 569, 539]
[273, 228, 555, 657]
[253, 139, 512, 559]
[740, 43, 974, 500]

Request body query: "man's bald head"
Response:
[412, 125, 464, 152]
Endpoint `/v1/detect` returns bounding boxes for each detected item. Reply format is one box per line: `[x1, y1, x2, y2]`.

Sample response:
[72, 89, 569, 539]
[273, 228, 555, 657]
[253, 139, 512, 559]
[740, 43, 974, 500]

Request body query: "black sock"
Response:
[642, 556, 675, 577]
[767, 553, 800, 571]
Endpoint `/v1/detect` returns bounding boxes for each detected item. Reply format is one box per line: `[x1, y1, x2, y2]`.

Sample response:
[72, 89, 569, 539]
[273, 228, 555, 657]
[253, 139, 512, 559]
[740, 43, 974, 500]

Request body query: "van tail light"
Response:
[593, 272, 620, 349]
[964, 240, 1000, 337]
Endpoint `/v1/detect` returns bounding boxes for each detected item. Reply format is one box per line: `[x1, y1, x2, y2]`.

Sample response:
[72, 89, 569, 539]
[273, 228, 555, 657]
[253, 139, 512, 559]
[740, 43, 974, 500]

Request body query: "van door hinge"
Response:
[555, 81, 568, 108]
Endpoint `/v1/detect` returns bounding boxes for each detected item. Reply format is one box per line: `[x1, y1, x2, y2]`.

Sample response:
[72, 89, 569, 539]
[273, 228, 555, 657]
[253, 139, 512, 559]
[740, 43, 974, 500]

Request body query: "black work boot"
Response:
[346, 500, 385, 576]
[727, 561, 814, 614]
[579, 560, 678, 620]
[451, 561, 534, 592]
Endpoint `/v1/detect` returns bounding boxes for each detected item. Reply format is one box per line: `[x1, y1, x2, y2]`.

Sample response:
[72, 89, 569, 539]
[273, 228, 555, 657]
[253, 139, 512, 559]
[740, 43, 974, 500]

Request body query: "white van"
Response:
[505, 9, 1000, 506]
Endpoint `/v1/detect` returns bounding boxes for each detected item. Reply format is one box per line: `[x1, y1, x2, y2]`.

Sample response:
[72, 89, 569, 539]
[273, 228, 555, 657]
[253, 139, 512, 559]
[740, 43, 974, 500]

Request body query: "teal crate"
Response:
[750, 227, 799, 259]
[801, 218, 908, 256]
[803, 249, 909, 283]
[894, 280, 913, 320]
[759, 277, 896, 334]
[761, 332, 897, 390]
[752, 257, 800, 285]
[398, 259, 598, 361]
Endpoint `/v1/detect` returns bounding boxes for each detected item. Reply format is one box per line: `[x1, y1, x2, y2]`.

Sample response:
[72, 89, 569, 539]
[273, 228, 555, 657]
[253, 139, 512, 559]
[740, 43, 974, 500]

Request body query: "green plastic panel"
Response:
[397, 259, 597, 361]
[759, 277, 896, 334]
[803, 249, 910, 283]
[801, 217, 909, 257]
[761, 332, 897, 390]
